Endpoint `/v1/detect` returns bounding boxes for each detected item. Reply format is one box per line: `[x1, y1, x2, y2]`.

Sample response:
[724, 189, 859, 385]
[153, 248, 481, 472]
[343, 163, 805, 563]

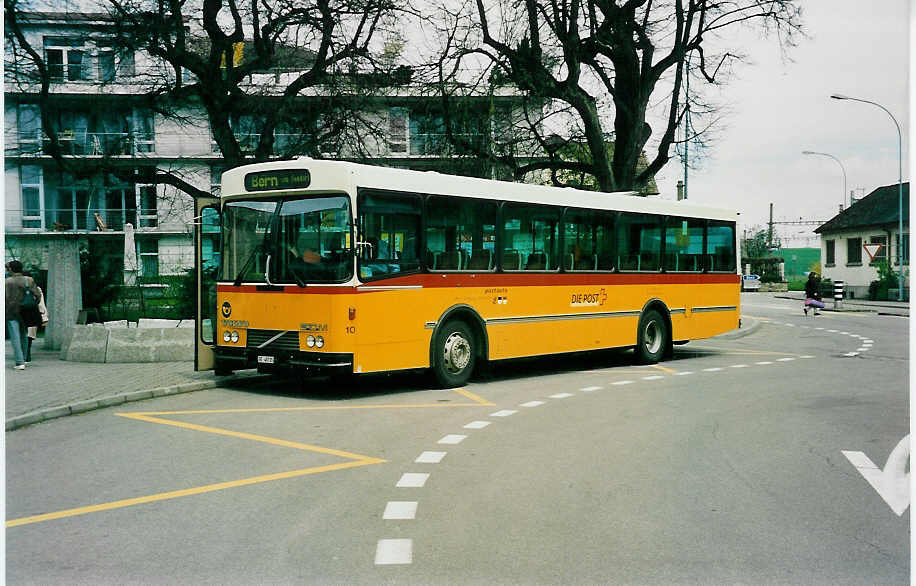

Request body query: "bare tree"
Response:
[5, 0, 398, 201]
[426, 0, 803, 193]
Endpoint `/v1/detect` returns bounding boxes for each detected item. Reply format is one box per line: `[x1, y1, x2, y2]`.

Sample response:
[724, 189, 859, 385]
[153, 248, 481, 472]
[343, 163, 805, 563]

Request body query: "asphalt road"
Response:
[6, 294, 909, 584]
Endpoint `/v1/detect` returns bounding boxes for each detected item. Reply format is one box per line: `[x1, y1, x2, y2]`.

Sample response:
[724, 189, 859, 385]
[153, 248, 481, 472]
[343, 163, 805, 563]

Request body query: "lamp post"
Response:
[830, 93, 905, 301]
[802, 150, 847, 209]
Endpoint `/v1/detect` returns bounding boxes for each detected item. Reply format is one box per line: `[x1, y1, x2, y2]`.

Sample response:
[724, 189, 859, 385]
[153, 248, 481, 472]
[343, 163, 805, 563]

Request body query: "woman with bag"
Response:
[24, 273, 49, 363]
[5, 260, 42, 369]
[804, 271, 824, 316]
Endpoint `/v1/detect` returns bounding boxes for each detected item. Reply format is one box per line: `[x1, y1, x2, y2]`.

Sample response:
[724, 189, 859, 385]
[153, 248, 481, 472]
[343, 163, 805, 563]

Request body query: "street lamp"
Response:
[801, 150, 847, 209]
[830, 93, 905, 301]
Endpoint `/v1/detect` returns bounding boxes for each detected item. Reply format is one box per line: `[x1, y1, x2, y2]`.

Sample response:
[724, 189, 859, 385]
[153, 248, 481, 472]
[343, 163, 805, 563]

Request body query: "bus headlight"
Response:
[306, 335, 316, 348]
[230, 331, 239, 343]
[316, 336, 325, 348]
[223, 331, 231, 343]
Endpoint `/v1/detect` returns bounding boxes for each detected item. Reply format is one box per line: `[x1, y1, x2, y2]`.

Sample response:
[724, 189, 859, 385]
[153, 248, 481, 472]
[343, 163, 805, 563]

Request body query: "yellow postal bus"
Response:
[195, 159, 739, 387]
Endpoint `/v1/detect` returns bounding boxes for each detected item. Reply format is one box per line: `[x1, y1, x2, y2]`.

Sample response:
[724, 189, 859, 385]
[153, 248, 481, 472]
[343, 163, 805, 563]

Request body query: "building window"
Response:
[825, 239, 835, 266]
[210, 166, 224, 196]
[18, 105, 42, 153]
[896, 234, 910, 266]
[20, 166, 43, 229]
[98, 51, 116, 82]
[388, 108, 408, 154]
[868, 235, 887, 264]
[43, 37, 88, 82]
[138, 239, 159, 276]
[137, 185, 157, 228]
[846, 237, 862, 265]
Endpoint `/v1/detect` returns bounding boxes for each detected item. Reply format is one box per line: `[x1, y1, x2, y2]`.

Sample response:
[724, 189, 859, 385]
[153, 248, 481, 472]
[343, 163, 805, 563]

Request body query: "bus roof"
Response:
[220, 158, 738, 221]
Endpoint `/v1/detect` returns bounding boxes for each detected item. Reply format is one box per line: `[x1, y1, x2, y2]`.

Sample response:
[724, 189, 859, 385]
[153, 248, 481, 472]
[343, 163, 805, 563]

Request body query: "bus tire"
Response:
[635, 309, 667, 364]
[432, 320, 476, 388]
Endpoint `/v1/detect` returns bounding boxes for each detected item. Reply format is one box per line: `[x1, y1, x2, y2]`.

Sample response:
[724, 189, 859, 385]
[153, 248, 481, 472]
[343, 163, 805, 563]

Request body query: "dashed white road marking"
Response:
[844, 352, 860, 357]
[703, 367, 723, 372]
[777, 357, 795, 362]
[383, 502, 418, 520]
[490, 410, 517, 417]
[415, 451, 446, 463]
[549, 393, 574, 399]
[675, 371, 693, 376]
[375, 539, 412, 565]
[612, 380, 634, 386]
[438, 434, 467, 444]
[396, 473, 429, 488]
[756, 361, 773, 365]
[827, 329, 838, 333]
[730, 364, 749, 368]
[464, 420, 491, 429]
[520, 401, 545, 408]
[580, 386, 602, 392]
[642, 375, 664, 380]
[799, 355, 814, 359]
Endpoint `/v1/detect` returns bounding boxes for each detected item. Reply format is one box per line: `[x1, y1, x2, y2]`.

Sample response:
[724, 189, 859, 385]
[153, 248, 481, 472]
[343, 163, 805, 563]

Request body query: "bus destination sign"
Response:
[244, 169, 311, 192]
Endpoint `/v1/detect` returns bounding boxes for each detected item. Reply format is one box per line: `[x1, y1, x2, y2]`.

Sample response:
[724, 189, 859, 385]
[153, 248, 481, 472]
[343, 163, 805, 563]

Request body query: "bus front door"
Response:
[195, 198, 221, 371]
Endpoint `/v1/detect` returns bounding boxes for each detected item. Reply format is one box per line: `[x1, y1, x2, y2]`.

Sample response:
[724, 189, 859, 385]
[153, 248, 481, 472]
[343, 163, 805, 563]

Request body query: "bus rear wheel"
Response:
[635, 309, 668, 364]
[432, 320, 476, 388]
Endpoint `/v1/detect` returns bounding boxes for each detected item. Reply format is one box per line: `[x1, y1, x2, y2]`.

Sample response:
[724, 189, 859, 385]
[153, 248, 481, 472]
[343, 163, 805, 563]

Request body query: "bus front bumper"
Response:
[214, 347, 354, 374]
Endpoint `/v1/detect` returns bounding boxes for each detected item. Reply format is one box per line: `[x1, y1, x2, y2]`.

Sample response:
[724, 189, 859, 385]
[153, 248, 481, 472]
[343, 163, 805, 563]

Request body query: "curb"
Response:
[6, 373, 270, 432]
[711, 315, 761, 340]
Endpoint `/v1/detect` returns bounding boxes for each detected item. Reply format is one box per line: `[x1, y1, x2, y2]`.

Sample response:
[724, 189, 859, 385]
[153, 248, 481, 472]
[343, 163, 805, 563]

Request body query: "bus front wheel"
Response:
[635, 309, 668, 364]
[432, 320, 476, 388]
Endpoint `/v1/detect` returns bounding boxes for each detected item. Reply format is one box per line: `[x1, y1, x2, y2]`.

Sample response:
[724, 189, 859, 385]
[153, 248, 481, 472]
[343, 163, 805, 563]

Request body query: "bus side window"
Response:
[426, 195, 497, 272]
[357, 190, 421, 280]
[707, 220, 736, 272]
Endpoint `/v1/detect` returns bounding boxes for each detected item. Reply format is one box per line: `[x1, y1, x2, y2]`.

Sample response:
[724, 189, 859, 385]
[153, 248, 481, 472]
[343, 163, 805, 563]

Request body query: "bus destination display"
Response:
[245, 169, 311, 192]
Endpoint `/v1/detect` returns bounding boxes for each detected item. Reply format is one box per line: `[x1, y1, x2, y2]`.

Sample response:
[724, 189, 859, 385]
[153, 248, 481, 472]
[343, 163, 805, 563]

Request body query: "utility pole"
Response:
[767, 203, 774, 249]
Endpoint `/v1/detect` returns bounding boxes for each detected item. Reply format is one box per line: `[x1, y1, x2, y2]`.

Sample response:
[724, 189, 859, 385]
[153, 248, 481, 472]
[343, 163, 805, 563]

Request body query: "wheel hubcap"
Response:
[644, 321, 662, 354]
[443, 332, 471, 374]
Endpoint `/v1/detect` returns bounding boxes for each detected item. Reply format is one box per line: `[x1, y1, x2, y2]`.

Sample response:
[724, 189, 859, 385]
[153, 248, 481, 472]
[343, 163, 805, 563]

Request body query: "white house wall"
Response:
[821, 226, 907, 297]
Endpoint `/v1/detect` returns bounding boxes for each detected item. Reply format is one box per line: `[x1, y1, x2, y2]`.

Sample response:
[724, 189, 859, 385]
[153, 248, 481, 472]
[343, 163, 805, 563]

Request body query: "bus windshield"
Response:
[220, 196, 353, 284]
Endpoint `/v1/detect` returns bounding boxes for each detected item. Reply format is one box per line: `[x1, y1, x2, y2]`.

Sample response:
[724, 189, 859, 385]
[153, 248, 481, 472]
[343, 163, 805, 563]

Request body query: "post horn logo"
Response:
[221, 302, 232, 318]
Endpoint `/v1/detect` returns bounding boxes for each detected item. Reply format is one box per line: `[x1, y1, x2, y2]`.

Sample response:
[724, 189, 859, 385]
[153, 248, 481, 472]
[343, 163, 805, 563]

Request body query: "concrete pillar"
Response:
[44, 235, 83, 350]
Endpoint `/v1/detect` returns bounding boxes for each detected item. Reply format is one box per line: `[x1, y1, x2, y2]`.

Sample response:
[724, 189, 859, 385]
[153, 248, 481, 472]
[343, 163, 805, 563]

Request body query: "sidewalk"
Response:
[774, 292, 910, 316]
[5, 340, 264, 431]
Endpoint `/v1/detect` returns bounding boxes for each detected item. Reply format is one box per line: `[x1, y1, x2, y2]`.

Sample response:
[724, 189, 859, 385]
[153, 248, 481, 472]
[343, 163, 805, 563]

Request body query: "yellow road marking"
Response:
[650, 364, 678, 375]
[9, 387, 492, 528]
[450, 387, 496, 405]
[7, 459, 379, 528]
[117, 413, 379, 461]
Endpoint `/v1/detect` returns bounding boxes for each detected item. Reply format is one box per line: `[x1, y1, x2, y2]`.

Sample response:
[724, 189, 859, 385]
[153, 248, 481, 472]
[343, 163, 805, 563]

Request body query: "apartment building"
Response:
[4, 12, 532, 285]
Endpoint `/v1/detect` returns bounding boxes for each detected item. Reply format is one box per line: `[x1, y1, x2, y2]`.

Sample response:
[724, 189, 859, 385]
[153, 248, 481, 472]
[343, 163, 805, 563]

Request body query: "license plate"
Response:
[257, 355, 275, 365]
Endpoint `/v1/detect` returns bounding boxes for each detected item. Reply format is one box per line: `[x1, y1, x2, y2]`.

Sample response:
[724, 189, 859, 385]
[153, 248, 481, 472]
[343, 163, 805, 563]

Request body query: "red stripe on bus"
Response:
[216, 272, 739, 294]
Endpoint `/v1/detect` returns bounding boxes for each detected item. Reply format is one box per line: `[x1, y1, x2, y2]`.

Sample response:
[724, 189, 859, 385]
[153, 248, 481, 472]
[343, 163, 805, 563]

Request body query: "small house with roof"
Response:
[814, 182, 909, 299]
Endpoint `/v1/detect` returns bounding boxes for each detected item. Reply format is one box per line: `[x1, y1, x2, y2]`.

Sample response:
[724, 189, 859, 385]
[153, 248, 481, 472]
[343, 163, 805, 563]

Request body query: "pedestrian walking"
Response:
[804, 271, 824, 316]
[25, 278, 49, 363]
[5, 260, 42, 369]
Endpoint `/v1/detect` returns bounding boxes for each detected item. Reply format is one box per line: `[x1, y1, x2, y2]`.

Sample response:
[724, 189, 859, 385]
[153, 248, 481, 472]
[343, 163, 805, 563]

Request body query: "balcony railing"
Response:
[6, 207, 158, 233]
[403, 132, 488, 157]
[17, 130, 155, 156]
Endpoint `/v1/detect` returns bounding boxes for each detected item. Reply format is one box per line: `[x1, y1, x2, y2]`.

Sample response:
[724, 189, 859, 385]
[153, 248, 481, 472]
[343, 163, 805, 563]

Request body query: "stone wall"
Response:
[61, 324, 194, 362]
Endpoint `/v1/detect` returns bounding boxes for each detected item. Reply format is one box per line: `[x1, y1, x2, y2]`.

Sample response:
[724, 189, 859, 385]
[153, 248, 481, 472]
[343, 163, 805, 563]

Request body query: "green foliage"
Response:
[741, 256, 784, 283]
[787, 278, 806, 291]
[868, 260, 899, 300]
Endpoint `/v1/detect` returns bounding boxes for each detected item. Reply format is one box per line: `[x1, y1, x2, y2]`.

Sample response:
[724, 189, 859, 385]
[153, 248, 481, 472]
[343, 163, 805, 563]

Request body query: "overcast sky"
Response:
[651, 0, 910, 247]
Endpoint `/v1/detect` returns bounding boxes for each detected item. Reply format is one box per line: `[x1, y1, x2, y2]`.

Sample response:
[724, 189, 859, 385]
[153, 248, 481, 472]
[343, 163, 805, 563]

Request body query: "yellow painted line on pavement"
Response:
[117, 413, 381, 461]
[450, 387, 496, 405]
[650, 364, 678, 375]
[7, 459, 380, 528]
[8, 388, 492, 528]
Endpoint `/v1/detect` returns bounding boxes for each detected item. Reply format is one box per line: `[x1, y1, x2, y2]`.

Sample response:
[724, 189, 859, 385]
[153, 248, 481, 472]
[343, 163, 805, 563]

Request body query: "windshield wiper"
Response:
[233, 243, 262, 287]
